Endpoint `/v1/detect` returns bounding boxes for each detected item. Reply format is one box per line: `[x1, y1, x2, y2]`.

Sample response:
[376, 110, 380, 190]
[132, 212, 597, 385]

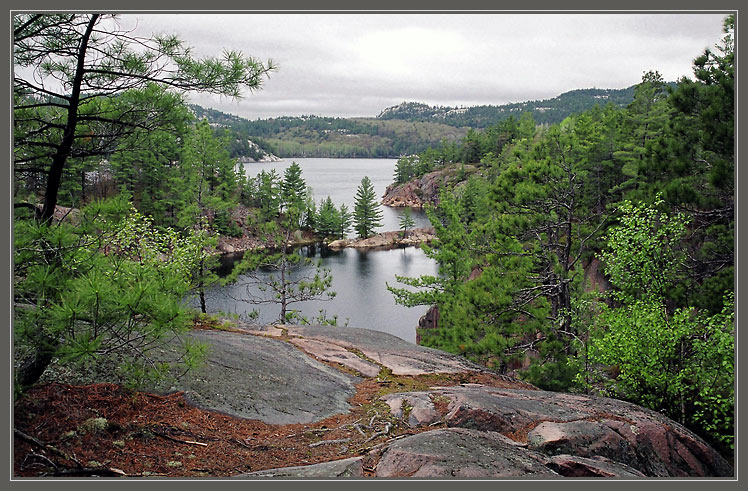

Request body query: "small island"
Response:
[327, 227, 435, 250]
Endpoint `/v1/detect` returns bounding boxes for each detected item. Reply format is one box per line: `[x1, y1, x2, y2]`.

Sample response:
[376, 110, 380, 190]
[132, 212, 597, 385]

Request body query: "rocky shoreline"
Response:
[381, 164, 478, 208]
[327, 227, 435, 250]
[215, 227, 436, 255]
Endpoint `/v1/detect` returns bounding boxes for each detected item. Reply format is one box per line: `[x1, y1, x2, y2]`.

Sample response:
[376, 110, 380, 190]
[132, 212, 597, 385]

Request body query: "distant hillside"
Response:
[188, 105, 469, 158]
[376, 87, 639, 128]
[188, 85, 653, 159]
[188, 105, 280, 161]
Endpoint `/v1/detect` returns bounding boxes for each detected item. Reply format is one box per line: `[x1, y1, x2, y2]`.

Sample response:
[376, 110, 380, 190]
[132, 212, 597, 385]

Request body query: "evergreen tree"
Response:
[398, 207, 416, 237]
[256, 169, 281, 221]
[337, 203, 353, 239]
[316, 196, 340, 238]
[227, 213, 335, 324]
[353, 176, 383, 238]
[175, 120, 239, 313]
[611, 70, 671, 197]
[177, 119, 239, 236]
[303, 191, 317, 230]
[107, 94, 194, 228]
[13, 13, 274, 222]
[394, 155, 417, 184]
[280, 161, 307, 218]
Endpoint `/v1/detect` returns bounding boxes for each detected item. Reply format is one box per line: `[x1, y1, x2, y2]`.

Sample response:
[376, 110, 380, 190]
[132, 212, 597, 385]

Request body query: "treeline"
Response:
[189, 86, 645, 159]
[389, 17, 734, 455]
[392, 112, 536, 184]
[188, 108, 470, 158]
[377, 86, 643, 128]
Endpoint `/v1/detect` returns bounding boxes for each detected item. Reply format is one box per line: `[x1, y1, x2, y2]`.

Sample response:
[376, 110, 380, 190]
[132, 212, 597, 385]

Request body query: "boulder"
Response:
[373, 428, 557, 478]
[411, 385, 733, 477]
[416, 304, 439, 344]
[161, 330, 360, 424]
[545, 454, 646, 477]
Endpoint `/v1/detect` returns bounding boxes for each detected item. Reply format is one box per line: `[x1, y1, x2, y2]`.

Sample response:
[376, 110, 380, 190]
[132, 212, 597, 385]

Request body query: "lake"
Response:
[240, 157, 432, 234]
[200, 158, 439, 343]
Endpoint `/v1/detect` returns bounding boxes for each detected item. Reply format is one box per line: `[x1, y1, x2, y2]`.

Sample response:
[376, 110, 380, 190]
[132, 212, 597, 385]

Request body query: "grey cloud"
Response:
[134, 13, 728, 120]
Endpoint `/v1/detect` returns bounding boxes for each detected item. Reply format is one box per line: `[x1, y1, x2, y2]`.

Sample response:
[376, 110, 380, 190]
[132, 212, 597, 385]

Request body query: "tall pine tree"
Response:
[353, 176, 383, 238]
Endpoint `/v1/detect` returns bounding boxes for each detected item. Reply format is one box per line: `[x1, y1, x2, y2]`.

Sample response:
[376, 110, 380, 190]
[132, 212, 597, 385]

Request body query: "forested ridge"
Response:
[376, 86, 644, 127]
[12, 12, 734, 467]
[188, 85, 644, 159]
[388, 17, 735, 455]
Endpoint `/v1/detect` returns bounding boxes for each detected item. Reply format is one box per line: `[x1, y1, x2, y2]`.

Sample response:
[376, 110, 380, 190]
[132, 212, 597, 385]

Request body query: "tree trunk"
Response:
[16, 334, 58, 390]
[280, 241, 288, 322]
[198, 259, 207, 314]
[40, 14, 99, 222]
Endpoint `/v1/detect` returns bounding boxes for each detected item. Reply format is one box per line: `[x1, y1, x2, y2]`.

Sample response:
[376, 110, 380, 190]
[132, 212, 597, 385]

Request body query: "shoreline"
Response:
[214, 227, 436, 255]
[326, 227, 435, 251]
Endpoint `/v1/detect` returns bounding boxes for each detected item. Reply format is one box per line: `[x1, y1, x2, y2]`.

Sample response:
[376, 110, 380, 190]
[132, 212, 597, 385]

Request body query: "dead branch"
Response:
[357, 433, 408, 453]
[151, 429, 207, 447]
[353, 423, 366, 437]
[308, 438, 351, 448]
[363, 422, 392, 444]
[14, 428, 83, 467]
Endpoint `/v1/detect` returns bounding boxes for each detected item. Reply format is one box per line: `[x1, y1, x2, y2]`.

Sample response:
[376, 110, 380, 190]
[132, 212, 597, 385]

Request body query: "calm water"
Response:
[202, 158, 439, 343]
[241, 157, 431, 234]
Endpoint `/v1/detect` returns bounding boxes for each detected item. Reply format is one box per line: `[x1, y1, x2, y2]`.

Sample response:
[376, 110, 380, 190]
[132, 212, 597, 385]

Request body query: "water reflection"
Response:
[200, 245, 438, 343]
[204, 158, 440, 342]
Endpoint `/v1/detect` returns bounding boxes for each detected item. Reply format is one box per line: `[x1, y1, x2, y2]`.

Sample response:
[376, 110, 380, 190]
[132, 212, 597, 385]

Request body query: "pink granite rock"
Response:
[289, 337, 381, 377]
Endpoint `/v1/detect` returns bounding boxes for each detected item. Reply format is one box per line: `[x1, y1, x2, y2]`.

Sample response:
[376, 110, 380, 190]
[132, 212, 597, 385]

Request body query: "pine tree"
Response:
[353, 176, 383, 238]
[13, 13, 274, 223]
[177, 119, 238, 234]
[337, 203, 352, 239]
[316, 196, 339, 238]
[399, 207, 416, 237]
[280, 161, 307, 219]
[227, 213, 335, 324]
[394, 156, 417, 184]
[176, 119, 238, 312]
[303, 192, 317, 230]
[256, 169, 281, 221]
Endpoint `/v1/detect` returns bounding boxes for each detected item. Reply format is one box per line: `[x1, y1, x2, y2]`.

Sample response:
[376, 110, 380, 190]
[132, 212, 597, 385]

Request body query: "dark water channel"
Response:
[198, 158, 439, 343]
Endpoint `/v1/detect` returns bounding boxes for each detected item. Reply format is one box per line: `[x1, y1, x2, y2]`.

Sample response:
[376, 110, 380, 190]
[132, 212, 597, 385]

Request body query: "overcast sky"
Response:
[120, 13, 728, 120]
